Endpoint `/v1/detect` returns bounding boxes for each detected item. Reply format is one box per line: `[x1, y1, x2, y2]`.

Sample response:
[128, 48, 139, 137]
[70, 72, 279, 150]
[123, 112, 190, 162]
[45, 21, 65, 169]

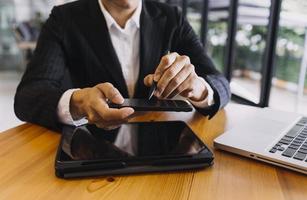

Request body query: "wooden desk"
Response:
[0, 104, 306, 200]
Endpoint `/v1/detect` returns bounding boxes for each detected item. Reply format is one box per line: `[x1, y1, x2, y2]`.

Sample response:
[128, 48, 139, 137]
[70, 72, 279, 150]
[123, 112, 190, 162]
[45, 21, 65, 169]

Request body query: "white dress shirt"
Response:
[57, 0, 214, 126]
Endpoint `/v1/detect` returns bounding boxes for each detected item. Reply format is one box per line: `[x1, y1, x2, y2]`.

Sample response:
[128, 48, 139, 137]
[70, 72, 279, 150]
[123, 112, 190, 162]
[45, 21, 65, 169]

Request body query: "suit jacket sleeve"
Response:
[173, 10, 231, 119]
[14, 7, 67, 131]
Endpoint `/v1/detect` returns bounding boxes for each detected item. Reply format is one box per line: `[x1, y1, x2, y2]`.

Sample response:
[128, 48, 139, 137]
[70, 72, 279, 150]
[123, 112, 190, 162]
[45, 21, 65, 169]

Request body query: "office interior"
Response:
[0, 0, 307, 132]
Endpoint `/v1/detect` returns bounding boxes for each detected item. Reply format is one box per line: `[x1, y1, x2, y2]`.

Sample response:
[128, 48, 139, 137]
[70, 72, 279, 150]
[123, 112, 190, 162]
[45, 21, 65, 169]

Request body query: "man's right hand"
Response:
[70, 83, 134, 130]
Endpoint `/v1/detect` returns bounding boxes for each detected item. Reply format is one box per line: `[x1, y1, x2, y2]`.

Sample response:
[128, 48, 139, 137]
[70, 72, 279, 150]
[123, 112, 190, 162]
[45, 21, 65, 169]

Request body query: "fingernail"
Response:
[125, 108, 135, 116]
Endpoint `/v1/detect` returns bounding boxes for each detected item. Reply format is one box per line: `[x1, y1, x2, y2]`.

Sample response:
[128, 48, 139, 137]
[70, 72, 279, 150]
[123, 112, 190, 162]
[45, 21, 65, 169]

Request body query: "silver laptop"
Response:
[214, 106, 307, 174]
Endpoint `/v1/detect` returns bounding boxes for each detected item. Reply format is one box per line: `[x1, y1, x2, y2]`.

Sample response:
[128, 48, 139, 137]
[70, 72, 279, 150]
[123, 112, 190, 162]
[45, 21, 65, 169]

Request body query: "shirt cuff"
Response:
[188, 77, 215, 108]
[57, 88, 88, 126]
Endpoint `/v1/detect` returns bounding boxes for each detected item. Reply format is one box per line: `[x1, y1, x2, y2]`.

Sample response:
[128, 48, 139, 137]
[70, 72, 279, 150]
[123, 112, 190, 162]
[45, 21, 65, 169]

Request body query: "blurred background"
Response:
[0, 0, 307, 131]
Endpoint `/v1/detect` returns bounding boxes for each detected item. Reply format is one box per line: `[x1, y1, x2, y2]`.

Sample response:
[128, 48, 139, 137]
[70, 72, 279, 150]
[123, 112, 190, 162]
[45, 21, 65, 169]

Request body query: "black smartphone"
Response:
[108, 99, 193, 112]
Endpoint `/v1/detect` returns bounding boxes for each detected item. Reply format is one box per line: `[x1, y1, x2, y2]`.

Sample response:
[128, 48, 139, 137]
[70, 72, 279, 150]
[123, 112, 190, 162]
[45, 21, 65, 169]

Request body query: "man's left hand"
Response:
[144, 52, 208, 101]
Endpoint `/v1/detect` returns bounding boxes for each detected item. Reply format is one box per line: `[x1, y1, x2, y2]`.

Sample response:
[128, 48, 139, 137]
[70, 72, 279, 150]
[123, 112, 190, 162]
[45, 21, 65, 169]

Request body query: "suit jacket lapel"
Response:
[85, 0, 129, 97]
[134, 2, 167, 98]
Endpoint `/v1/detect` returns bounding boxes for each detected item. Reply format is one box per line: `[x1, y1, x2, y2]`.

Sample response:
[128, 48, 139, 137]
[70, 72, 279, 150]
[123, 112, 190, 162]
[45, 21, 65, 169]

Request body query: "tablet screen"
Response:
[59, 121, 208, 162]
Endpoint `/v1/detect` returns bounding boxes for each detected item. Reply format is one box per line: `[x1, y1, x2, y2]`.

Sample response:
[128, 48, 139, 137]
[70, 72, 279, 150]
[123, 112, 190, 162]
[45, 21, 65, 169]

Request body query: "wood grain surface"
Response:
[0, 103, 306, 200]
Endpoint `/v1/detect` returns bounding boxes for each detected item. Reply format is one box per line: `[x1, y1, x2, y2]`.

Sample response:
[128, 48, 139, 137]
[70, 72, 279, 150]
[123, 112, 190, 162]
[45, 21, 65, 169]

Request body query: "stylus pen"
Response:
[148, 50, 171, 100]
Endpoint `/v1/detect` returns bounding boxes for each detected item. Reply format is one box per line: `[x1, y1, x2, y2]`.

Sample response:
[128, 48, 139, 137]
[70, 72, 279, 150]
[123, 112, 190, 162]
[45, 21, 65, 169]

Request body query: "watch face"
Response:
[59, 121, 208, 162]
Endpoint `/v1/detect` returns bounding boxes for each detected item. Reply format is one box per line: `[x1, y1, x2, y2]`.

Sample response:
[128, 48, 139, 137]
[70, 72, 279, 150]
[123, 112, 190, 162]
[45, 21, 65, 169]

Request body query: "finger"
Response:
[101, 107, 135, 122]
[161, 64, 194, 98]
[168, 74, 194, 99]
[144, 74, 154, 87]
[90, 97, 134, 121]
[96, 83, 124, 104]
[156, 56, 190, 97]
[154, 52, 179, 81]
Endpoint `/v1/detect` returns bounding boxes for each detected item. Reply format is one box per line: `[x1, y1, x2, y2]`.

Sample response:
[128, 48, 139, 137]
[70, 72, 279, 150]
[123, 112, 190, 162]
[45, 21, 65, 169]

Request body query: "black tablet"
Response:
[55, 121, 213, 179]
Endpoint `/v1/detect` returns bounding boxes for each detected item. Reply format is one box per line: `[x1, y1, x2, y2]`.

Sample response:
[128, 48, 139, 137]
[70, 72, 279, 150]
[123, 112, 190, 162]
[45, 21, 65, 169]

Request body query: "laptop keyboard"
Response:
[269, 117, 307, 161]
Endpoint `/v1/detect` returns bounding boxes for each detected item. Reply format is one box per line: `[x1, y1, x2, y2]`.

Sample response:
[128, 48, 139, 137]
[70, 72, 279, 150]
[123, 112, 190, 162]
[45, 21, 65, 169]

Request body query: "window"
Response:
[231, 0, 271, 104]
[269, 0, 307, 114]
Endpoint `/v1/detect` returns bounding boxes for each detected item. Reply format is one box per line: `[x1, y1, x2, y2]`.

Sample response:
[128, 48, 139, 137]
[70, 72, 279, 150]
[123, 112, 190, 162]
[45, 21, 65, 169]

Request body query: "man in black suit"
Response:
[14, 0, 231, 131]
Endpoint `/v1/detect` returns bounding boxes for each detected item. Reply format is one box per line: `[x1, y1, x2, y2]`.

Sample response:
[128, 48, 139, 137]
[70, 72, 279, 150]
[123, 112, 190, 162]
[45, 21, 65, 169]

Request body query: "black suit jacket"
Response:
[14, 0, 231, 131]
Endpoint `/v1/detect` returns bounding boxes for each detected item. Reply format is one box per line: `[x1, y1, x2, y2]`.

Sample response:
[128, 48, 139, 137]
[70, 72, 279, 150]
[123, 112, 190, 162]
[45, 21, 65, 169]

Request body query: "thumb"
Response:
[144, 74, 154, 87]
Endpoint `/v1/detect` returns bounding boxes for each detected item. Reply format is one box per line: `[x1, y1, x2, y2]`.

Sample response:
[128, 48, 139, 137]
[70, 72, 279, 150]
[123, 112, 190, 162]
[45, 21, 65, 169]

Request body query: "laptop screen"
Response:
[59, 121, 208, 162]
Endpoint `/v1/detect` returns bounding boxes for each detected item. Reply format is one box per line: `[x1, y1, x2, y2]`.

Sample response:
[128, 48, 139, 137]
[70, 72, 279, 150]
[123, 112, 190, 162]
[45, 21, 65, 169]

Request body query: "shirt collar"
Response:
[98, 0, 142, 30]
